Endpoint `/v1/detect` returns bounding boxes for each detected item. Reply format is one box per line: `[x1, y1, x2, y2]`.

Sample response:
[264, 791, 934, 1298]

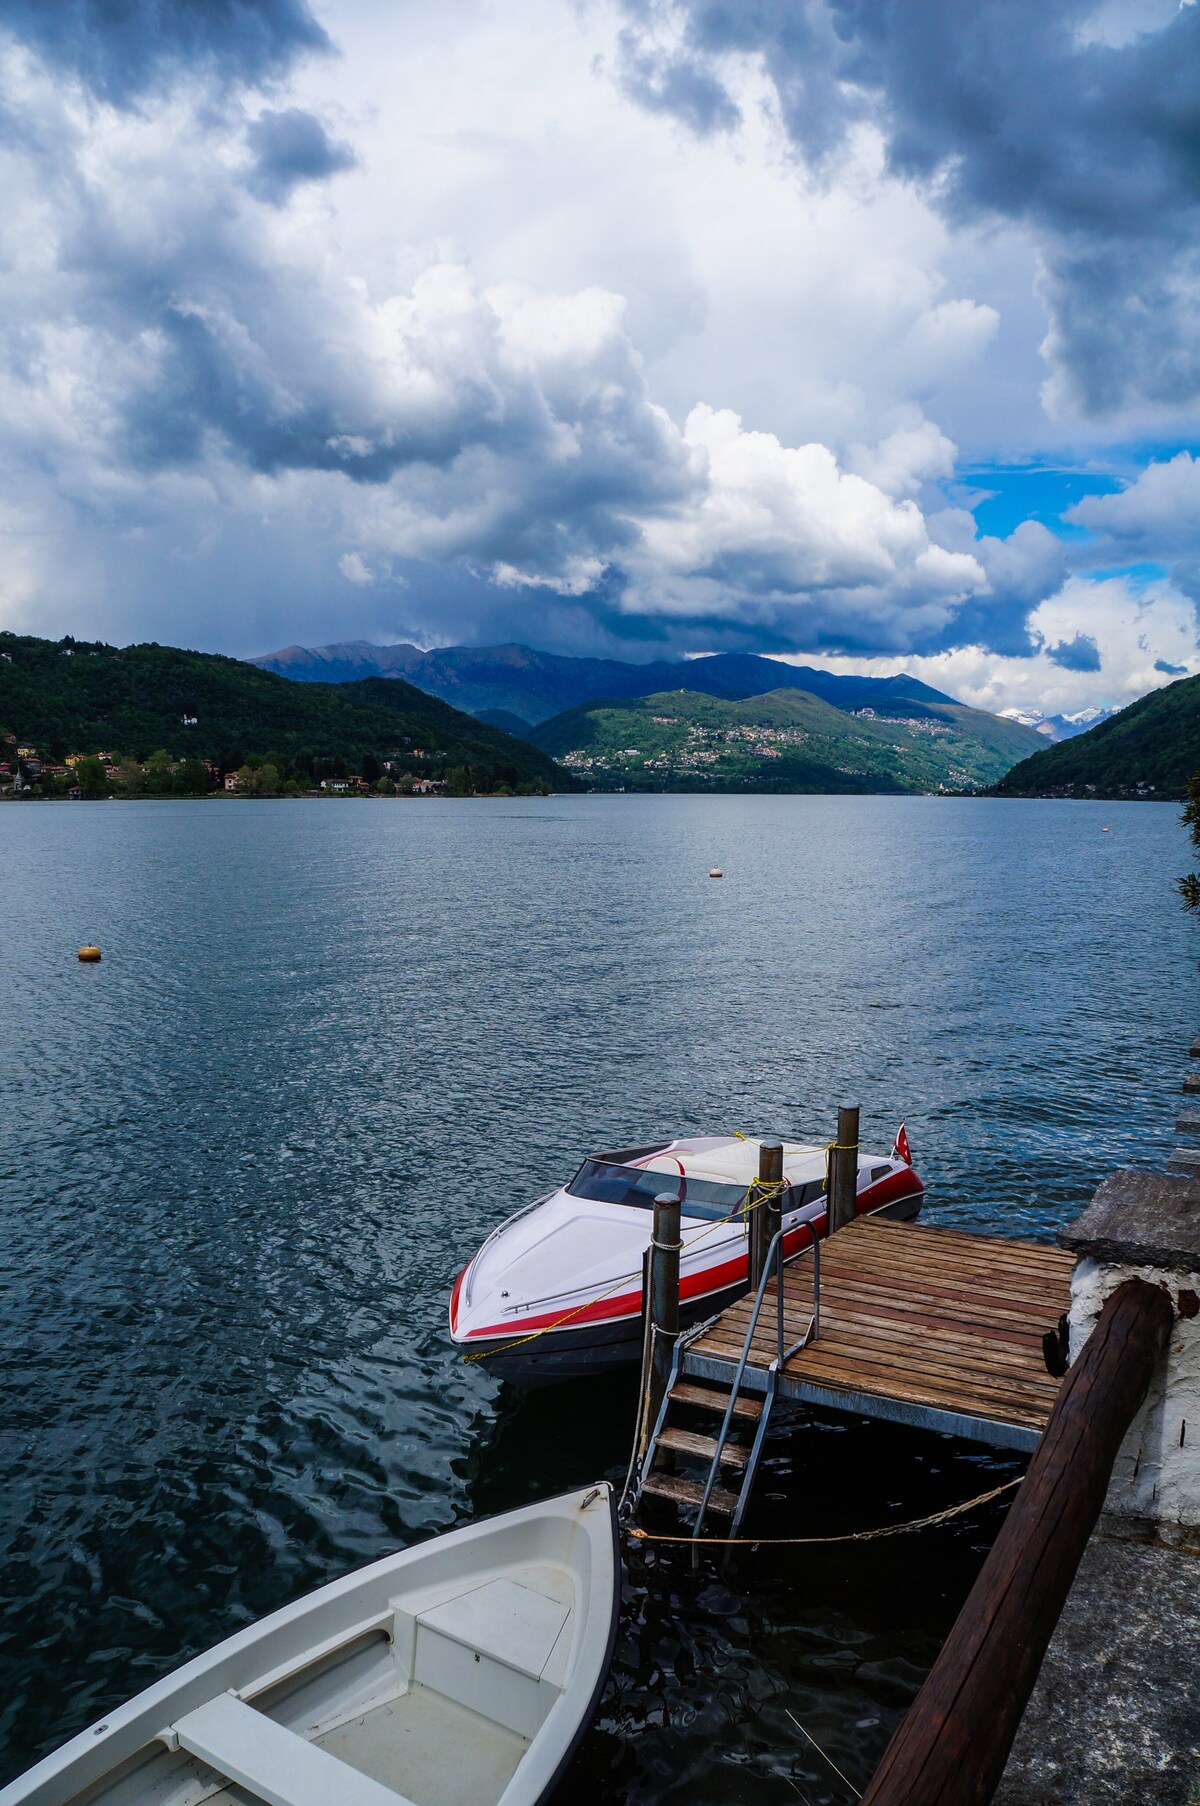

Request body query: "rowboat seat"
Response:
[171, 1693, 421, 1806]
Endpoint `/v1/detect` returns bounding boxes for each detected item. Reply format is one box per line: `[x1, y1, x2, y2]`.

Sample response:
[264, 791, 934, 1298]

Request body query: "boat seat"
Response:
[171, 1692, 420, 1806]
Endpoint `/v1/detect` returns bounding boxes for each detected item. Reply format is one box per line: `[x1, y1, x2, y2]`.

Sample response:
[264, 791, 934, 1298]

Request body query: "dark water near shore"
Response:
[0, 794, 1194, 1801]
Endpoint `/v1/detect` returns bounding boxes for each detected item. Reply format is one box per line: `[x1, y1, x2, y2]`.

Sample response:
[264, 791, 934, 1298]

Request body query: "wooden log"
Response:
[749, 1138, 784, 1288]
[859, 1277, 1174, 1806]
[828, 1104, 860, 1233]
[648, 1193, 681, 1427]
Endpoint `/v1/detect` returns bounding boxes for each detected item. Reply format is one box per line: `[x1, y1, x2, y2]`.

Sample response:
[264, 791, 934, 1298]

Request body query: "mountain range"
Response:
[252, 639, 963, 727]
[998, 704, 1120, 743]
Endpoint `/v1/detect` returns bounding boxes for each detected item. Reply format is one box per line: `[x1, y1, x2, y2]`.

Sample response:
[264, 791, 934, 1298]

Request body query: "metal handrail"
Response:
[691, 1222, 823, 1540]
[782, 1229, 820, 1363]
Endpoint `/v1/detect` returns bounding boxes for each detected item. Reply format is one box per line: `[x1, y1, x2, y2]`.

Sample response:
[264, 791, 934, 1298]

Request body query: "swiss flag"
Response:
[893, 1122, 913, 1166]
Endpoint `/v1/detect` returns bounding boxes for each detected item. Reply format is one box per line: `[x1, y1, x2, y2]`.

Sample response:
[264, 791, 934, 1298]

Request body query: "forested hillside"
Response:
[529, 687, 1043, 793]
[995, 673, 1200, 797]
[0, 634, 568, 792]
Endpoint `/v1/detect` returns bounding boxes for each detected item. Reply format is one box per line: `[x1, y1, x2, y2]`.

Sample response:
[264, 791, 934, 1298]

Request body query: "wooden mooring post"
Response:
[827, 1103, 860, 1232]
[859, 1276, 1174, 1806]
[748, 1139, 784, 1289]
[647, 1192, 681, 1429]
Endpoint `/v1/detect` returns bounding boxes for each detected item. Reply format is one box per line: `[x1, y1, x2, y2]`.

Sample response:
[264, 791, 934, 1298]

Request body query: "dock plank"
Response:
[686, 1215, 1074, 1444]
[696, 1334, 1060, 1414]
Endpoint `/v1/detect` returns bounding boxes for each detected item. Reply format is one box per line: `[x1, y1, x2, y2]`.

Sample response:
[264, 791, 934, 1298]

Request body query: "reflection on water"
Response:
[0, 794, 1193, 1797]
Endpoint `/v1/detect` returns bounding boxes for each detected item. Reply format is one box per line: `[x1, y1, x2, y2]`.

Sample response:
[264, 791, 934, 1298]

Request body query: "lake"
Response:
[0, 793, 1195, 1802]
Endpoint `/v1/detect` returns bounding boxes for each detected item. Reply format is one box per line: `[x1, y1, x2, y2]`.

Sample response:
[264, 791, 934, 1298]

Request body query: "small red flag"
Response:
[893, 1122, 912, 1166]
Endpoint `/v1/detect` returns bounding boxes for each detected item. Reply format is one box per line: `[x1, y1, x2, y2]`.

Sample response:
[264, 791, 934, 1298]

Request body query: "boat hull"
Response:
[473, 1275, 752, 1385]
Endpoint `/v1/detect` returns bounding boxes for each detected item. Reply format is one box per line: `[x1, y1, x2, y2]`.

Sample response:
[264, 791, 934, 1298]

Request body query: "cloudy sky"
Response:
[0, 0, 1198, 714]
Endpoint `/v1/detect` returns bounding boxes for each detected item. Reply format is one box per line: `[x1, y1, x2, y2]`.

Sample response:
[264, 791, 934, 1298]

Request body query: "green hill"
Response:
[529, 687, 1044, 793]
[995, 672, 1200, 798]
[0, 633, 569, 790]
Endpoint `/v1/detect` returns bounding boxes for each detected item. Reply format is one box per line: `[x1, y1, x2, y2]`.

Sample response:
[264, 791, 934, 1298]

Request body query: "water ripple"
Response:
[0, 795, 1194, 1795]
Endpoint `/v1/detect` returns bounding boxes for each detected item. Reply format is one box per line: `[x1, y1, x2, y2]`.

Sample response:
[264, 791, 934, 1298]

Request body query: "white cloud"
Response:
[620, 402, 983, 623]
[338, 551, 373, 583]
[0, 0, 1191, 698]
[783, 575, 1200, 716]
[844, 414, 957, 500]
[1067, 451, 1200, 552]
[0, 33, 994, 658]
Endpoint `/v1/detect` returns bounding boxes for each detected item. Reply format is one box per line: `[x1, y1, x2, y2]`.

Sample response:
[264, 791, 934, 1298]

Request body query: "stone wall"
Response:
[1061, 1170, 1200, 1548]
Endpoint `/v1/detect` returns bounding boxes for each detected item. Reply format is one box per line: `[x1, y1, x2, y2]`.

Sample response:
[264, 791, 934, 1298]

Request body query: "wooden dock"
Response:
[685, 1216, 1074, 1452]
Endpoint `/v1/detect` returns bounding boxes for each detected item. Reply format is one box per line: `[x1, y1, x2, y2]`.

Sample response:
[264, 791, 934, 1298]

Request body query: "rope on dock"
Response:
[623, 1475, 1022, 1547]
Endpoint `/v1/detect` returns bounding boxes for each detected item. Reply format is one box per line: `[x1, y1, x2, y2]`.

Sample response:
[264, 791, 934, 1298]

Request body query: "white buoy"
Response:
[709, 867, 723, 879]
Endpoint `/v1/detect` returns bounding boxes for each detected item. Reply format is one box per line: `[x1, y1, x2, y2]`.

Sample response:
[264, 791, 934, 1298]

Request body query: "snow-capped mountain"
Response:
[998, 705, 1119, 742]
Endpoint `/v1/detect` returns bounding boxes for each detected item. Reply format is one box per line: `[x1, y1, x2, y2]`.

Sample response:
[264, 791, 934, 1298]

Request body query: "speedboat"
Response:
[0, 1485, 619, 1806]
[450, 1132, 923, 1384]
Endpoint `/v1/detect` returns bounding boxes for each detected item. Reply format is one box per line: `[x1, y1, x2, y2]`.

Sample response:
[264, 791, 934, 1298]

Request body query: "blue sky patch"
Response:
[954, 465, 1122, 540]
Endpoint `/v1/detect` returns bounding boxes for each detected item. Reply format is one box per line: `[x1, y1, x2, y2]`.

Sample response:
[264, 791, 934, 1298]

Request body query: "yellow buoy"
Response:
[709, 867, 724, 879]
[77, 945, 102, 962]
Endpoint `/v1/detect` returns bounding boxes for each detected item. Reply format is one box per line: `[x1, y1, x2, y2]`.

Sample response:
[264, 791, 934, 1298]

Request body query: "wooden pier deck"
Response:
[685, 1216, 1075, 1451]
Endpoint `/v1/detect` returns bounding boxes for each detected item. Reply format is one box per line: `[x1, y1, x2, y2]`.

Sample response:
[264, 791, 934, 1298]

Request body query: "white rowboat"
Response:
[0, 1485, 620, 1806]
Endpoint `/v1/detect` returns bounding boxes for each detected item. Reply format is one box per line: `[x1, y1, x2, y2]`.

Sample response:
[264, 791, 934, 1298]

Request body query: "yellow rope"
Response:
[624, 1475, 1021, 1546]
[463, 1261, 653, 1362]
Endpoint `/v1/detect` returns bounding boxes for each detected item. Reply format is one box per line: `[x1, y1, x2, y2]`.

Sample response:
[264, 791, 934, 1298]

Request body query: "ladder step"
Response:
[657, 1427, 750, 1467]
[669, 1381, 763, 1421]
[640, 1472, 739, 1515]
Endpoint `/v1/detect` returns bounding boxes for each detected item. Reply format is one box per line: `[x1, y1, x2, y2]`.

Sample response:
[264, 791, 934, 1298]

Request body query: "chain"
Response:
[624, 1476, 1022, 1546]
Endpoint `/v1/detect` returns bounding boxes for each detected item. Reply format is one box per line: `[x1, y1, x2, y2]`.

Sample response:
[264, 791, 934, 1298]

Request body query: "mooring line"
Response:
[786, 1710, 862, 1801]
[624, 1474, 1022, 1546]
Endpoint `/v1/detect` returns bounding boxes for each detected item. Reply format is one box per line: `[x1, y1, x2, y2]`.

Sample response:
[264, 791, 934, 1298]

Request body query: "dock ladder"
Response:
[629, 1225, 821, 1540]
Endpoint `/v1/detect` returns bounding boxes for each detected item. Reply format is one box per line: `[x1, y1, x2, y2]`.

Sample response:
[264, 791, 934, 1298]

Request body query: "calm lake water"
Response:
[1, 794, 1195, 1802]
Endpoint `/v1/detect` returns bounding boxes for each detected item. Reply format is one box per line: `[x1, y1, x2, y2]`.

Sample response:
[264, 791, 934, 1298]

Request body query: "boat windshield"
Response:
[567, 1158, 766, 1221]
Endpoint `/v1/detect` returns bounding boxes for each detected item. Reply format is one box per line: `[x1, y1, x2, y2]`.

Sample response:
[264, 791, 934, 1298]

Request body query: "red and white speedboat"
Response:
[450, 1132, 923, 1384]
